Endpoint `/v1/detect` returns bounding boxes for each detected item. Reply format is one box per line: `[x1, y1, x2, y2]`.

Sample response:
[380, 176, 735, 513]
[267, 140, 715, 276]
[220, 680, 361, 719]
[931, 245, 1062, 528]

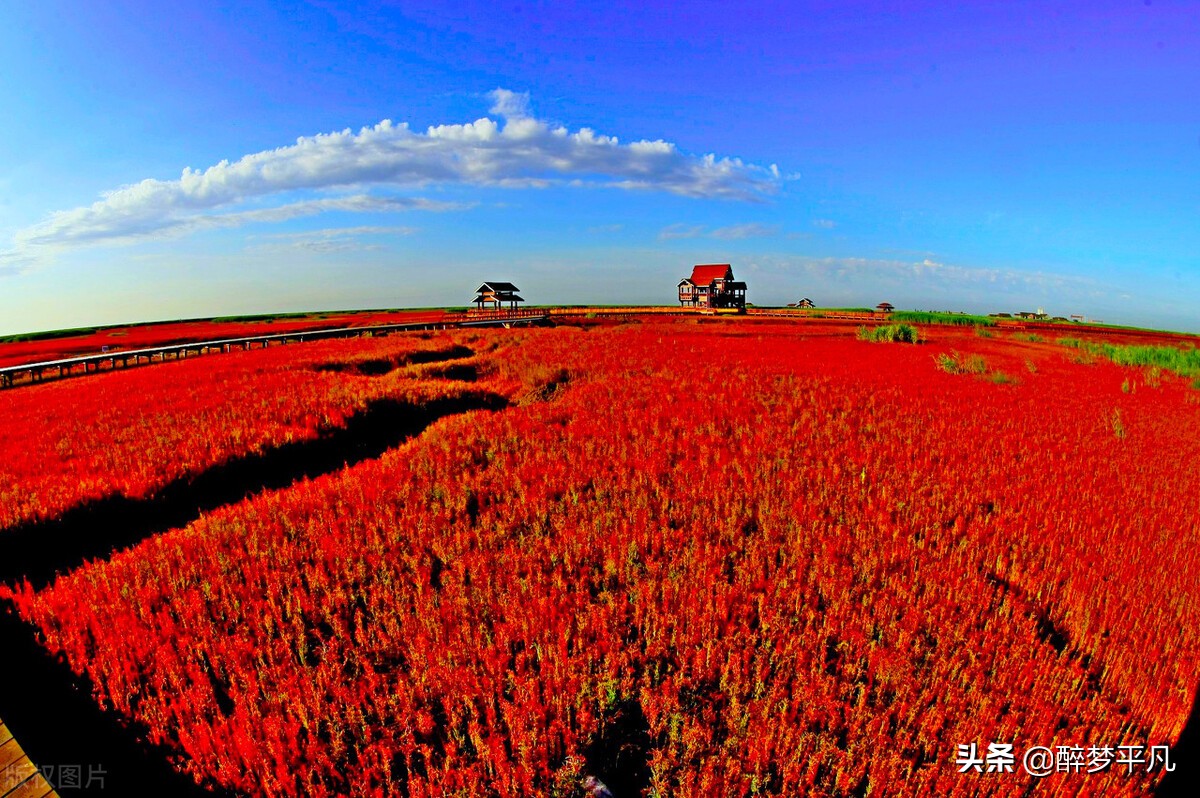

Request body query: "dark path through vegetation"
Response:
[0, 602, 227, 796]
[582, 696, 654, 797]
[0, 390, 508, 795]
[0, 392, 508, 590]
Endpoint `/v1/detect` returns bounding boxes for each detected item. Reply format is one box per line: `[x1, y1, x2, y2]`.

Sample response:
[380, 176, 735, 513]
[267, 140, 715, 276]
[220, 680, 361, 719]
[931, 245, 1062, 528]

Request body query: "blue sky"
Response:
[1, 0, 1198, 334]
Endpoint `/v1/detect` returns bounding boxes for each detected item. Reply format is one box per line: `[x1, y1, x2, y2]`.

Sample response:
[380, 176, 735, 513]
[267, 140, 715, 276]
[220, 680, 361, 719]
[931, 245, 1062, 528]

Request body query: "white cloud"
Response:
[746, 253, 1105, 301]
[260, 225, 418, 240]
[17, 194, 461, 250]
[7, 89, 780, 264]
[710, 222, 779, 240]
[296, 239, 385, 254]
[812, 218, 836, 229]
[0, 251, 30, 276]
[487, 88, 531, 119]
[659, 222, 779, 240]
[255, 224, 418, 253]
[658, 223, 706, 240]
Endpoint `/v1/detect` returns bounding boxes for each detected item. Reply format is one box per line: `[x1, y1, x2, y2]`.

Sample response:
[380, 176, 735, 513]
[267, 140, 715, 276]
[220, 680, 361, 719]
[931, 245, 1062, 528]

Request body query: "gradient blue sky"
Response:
[2, 0, 1198, 334]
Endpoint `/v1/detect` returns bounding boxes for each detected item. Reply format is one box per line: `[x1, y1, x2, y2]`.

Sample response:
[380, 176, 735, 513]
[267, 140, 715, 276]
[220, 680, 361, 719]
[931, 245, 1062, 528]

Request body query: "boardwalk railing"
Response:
[459, 309, 547, 325]
[0, 312, 528, 391]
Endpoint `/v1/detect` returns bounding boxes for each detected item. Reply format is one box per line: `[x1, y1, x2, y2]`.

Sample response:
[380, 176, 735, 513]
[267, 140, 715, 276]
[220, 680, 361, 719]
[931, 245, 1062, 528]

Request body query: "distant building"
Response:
[472, 282, 525, 311]
[875, 302, 895, 313]
[677, 264, 747, 309]
[795, 298, 815, 309]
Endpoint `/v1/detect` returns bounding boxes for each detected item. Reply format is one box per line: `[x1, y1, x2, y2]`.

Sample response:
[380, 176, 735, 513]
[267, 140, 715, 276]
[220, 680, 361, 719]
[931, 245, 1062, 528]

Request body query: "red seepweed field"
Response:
[1, 315, 1199, 797]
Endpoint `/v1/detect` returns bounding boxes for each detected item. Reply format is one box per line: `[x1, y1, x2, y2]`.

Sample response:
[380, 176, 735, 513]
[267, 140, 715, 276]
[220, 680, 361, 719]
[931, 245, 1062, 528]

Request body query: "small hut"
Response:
[875, 302, 895, 314]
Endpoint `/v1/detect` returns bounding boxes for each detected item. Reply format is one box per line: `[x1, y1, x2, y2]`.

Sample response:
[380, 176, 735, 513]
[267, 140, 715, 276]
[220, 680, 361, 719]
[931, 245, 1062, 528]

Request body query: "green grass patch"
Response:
[892, 311, 996, 327]
[1058, 337, 1200, 379]
[209, 311, 325, 323]
[857, 323, 921, 343]
[935, 350, 1018, 384]
[0, 325, 102, 344]
[801, 307, 875, 317]
[935, 350, 988, 375]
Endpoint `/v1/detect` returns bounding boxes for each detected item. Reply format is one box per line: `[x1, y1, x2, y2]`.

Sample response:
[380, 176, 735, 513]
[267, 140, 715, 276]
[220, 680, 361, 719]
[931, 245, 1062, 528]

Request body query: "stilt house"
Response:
[677, 264, 747, 309]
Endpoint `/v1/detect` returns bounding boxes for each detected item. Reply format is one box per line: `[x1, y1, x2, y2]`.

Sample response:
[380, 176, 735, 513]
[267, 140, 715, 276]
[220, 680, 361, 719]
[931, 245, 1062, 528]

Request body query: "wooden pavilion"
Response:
[472, 282, 525, 311]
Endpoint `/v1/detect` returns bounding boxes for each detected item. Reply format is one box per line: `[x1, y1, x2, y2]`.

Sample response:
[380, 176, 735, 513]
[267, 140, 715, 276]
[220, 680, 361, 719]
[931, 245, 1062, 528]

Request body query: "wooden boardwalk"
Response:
[0, 312, 547, 390]
[0, 719, 58, 798]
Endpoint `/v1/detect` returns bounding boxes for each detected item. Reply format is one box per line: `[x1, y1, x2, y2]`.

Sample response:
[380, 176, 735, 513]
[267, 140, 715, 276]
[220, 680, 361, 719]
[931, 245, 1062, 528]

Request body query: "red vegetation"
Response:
[0, 310, 449, 368]
[0, 330, 485, 530]
[2, 319, 1199, 796]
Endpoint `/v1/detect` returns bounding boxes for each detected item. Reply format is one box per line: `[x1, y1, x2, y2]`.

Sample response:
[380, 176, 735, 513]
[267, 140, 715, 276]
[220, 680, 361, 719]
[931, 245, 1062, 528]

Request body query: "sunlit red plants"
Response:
[0, 329, 490, 530]
[2, 319, 1199, 796]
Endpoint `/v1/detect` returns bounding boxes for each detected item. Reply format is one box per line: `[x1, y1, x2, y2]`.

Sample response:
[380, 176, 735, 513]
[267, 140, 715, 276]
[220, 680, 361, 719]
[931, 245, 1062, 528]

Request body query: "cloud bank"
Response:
[11, 89, 780, 260]
[744, 253, 1108, 311]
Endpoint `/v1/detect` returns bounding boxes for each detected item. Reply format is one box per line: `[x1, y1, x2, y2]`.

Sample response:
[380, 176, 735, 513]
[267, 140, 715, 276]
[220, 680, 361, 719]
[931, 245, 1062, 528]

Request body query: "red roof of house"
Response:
[689, 264, 734, 287]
